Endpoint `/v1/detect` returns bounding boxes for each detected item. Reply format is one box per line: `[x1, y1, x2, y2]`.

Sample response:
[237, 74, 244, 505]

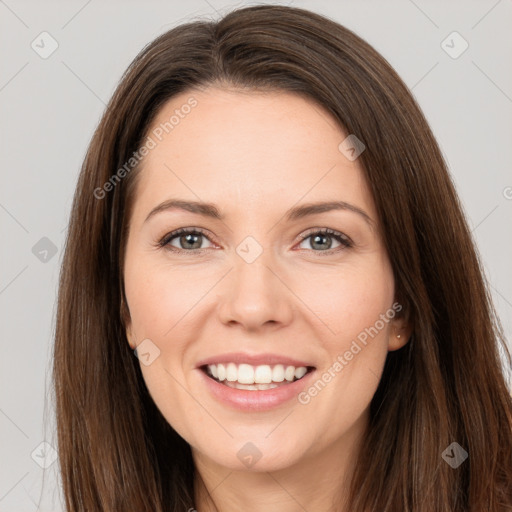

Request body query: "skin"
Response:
[123, 86, 411, 512]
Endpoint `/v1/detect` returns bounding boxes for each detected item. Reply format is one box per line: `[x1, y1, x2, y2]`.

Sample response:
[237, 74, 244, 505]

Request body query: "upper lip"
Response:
[196, 352, 315, 369]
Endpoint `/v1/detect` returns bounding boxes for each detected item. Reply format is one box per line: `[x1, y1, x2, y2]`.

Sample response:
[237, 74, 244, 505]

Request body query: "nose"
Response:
[216, 249, 294, 332]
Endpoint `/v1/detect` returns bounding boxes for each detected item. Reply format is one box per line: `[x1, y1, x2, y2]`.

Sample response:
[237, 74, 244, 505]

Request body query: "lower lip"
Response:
[198, 368, 316, 411]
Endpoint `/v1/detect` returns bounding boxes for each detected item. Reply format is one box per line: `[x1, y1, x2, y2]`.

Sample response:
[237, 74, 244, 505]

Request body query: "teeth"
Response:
[284, 366, 295, 382]
[238, 364, 254, 384]
[223, 381, 279, 390]
[272, 364, 285, 382]
[254, 365, 272, 383]
[295, 367, 307, 379]
[226, 363, 237, 382]
[217, 364, 226, 381]
[206, 363, 309, 385]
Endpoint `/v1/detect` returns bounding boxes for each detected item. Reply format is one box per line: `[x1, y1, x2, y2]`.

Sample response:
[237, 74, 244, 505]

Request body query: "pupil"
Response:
[181, 233, 201, 249]
[312, 234, 331, 250]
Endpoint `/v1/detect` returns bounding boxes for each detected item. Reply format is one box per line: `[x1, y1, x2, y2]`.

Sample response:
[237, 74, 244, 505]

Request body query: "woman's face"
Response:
[123, 87, 408, 473]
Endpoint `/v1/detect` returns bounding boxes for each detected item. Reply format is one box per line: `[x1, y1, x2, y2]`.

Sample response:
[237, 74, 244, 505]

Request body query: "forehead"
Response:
[131, 87, 376, 222]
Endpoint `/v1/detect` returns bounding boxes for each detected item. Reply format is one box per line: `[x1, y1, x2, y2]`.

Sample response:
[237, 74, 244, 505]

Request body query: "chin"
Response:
[193, 434, 310, 473]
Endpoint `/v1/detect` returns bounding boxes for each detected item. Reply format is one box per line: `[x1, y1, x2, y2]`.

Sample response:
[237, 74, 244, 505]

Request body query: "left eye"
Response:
[297, 229, 352, 252]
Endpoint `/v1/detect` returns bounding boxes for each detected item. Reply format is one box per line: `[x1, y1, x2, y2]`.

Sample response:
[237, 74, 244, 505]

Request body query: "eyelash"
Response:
[157, 227, 353, 255]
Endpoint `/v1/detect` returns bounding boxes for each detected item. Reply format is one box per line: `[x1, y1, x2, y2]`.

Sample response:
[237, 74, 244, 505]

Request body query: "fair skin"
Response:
[123, 86, 411, 512]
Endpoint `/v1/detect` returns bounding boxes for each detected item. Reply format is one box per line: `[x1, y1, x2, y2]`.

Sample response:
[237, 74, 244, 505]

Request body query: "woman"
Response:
[53, 4, 512, 511]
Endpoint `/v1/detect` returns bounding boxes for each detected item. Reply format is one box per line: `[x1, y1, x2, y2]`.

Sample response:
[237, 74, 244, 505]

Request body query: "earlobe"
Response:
[388, 333, 406, 351]
[388, 320, 413, 351]
[126, 325, 136, 350]
[122, 315, 136, 351]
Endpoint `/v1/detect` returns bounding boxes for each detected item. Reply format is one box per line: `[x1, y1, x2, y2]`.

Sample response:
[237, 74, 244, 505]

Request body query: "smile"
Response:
[196, 352, 317, 410]
[202, 363, 313, 390]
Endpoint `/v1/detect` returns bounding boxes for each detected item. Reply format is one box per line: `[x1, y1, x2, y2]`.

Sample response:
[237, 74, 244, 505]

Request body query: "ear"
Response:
[125, 321, 136, 351]
[388, 314, 413, 352]
[120, 293, 136, 350]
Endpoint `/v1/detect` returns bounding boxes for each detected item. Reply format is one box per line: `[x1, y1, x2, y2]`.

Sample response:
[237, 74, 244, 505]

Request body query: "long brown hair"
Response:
[53, 5, 512, 511]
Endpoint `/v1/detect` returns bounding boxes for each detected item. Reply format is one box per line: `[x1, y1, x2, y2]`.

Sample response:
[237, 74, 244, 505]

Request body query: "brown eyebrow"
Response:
[145, 199, 223, 222]
[144, 198, 375, 230]
[286, 200, 374, 230]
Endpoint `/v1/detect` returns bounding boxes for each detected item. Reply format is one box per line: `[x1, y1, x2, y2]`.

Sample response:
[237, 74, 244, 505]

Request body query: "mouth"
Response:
[201, 363, 316, 391]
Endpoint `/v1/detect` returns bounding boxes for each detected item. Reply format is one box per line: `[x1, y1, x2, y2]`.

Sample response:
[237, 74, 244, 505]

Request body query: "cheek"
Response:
[291, 258, 394, 411]
[292, 258, 395, 345]
[123, 255, 210, 440]
[124, 256, 208, 341]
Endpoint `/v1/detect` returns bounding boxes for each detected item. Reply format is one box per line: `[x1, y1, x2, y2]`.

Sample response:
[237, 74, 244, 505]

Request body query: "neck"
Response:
[192, 410, 368, 512]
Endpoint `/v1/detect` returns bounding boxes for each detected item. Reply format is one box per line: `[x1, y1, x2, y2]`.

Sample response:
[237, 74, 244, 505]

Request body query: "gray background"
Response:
[1, 0, 511, 510]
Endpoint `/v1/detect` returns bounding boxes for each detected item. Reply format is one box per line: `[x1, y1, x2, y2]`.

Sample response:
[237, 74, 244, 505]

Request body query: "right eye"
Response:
[160, 227, 216, 252]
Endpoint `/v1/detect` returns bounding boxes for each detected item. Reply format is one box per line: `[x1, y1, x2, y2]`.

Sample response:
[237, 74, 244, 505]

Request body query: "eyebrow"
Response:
[144, 198, 375, 230]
